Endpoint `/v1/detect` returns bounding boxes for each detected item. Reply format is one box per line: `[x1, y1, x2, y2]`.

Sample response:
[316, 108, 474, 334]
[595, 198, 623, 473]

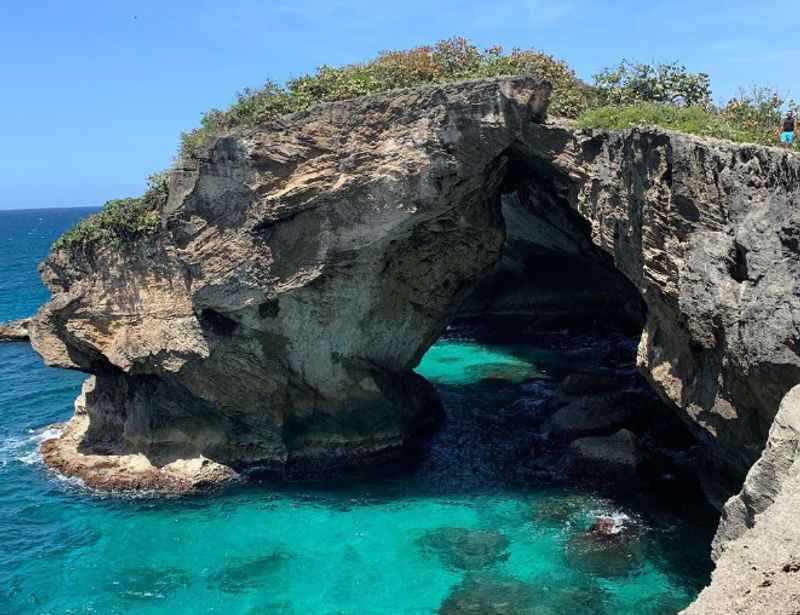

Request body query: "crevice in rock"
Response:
[727, 241, 749, 283]
[200, 308, 239, 336]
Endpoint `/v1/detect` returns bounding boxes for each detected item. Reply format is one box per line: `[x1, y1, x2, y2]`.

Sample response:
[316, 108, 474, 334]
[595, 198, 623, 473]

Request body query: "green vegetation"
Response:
[179, 37, 589, 157]
[53, 173, 167, 251]
[578, 103, 764, 144]
[54, 39, 799, 252]
[582, 60, 799, 149]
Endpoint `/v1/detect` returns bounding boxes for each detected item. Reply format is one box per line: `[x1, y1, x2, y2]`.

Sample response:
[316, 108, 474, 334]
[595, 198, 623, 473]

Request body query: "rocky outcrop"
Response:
[683, 386, 800, 614]
[41, 377, 238, 492]
[0, 318, 29, 341]
[28, 74, 800, 612]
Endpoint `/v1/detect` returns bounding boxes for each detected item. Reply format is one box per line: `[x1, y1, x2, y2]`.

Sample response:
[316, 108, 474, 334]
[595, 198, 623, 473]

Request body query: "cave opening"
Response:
[410, 149, 715, 516]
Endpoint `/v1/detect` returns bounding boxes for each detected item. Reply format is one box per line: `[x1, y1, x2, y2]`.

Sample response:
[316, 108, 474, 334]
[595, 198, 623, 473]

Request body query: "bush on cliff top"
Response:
[53, 173, 167, 251]
[179, 37, 590, 157]
[582, 60, 799, 149]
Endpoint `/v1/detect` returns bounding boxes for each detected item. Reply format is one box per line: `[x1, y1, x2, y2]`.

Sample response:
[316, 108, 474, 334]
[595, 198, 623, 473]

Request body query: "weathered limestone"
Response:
[682, 386, 800, 615]
[32, 76, 800, 493]
[0, 318, 29, 341]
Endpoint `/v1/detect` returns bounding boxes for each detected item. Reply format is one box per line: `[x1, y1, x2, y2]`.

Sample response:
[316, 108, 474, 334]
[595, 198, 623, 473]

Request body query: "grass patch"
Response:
[577, 103, 796, 148]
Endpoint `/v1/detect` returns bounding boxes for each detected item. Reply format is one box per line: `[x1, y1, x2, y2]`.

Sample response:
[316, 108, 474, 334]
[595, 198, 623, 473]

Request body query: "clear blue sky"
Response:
[1, 0, 797, 210]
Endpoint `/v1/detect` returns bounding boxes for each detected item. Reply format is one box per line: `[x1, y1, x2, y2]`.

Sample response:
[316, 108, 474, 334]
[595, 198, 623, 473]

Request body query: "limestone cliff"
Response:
[32, 76, 800, 489]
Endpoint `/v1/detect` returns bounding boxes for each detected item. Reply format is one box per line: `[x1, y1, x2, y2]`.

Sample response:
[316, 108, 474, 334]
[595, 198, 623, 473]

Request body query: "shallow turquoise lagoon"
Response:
[0, 209, 714, 614]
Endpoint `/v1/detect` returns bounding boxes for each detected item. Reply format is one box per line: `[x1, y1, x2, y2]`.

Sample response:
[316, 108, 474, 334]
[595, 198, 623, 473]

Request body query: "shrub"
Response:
[593, 60, 711, 107]
[719, 87, 799, 147]
[178, 37, 590, 157]
[53, 173, 167, 251]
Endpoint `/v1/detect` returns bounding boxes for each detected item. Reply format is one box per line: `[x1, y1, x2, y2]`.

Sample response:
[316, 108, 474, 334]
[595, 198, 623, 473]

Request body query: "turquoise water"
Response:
[0, 209, 714, 614]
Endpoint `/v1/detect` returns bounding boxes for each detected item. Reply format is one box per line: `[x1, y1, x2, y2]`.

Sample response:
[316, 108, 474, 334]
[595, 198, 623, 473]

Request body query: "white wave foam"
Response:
[0, 425, 63, 467]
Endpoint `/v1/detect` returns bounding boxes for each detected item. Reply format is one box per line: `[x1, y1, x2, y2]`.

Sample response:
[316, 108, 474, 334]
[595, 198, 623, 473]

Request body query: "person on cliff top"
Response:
[780, 112, 796, 147]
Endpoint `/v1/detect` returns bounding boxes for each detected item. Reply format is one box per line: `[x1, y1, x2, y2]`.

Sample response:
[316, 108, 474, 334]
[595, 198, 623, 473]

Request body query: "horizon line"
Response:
[0, 205, 100, 213]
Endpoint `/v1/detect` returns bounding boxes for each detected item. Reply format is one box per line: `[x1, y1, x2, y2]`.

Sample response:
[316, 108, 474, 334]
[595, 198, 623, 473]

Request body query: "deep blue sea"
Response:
[0, 208, 715, 614]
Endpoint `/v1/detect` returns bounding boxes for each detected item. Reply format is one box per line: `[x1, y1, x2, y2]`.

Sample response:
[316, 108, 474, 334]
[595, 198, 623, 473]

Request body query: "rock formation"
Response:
[682, 386, 800, 614]
[28, 75, 800, 611]
[0, 317, 29, 341]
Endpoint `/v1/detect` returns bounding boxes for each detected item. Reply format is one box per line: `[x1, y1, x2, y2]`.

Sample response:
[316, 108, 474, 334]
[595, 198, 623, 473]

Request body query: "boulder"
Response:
[544, 395, 632, 440]
[0, 318, 29, 342]
[565, 511, 645, 577]
[559, 372, 619, 396]
[568, 429, 641, 481]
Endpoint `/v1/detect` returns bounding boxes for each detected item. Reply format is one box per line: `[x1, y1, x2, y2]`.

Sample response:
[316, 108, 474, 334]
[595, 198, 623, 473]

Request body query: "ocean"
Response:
[0, 207, 715, 614]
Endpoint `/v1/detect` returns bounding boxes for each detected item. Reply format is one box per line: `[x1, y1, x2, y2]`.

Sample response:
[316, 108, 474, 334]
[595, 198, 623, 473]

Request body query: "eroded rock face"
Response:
[682, 386, 800, 615]
[30, 76, 800, 507]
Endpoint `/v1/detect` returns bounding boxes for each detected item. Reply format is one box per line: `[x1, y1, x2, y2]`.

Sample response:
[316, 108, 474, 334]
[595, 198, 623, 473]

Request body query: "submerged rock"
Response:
[0, 318, 29, 342]
[530, 494, 608, 525]
[438, 575, 539, 615]
[474, 397, 554, 429]
[418, 527, 510, 571]
[206, 551, 289, 594]
[559, 372, 619, 396]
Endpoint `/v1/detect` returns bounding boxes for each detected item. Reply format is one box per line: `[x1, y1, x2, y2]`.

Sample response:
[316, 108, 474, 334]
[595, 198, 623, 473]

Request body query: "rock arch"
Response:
[31, 77, 800, 504]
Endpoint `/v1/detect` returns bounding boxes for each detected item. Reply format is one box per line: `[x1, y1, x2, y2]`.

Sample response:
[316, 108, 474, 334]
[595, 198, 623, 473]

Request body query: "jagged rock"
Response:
[40, 377, 239, 493]
[31, 75, 800, 495]
[0, 317, 29, 341]
[565, 512, 645, 577]
[417, 527, 510, 571]
[682, 386, 800, 615]
[568, 429, 641, 481]
[544, 394, 632, 439]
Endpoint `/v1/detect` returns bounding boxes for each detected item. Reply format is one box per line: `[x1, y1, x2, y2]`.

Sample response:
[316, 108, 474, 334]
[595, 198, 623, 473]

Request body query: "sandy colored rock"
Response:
[41, 378, 239, 494]
[33, 76, 800, 494]
[0, 318, 29, 341]
[682, 386, 800, 615]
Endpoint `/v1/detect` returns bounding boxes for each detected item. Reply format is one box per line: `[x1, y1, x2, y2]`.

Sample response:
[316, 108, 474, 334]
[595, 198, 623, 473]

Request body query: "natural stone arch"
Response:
[31, 77, 800, 503]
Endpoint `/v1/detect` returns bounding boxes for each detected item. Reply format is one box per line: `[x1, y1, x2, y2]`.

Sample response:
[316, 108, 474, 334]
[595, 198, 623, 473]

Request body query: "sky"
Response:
[1, 0, 797, 210]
